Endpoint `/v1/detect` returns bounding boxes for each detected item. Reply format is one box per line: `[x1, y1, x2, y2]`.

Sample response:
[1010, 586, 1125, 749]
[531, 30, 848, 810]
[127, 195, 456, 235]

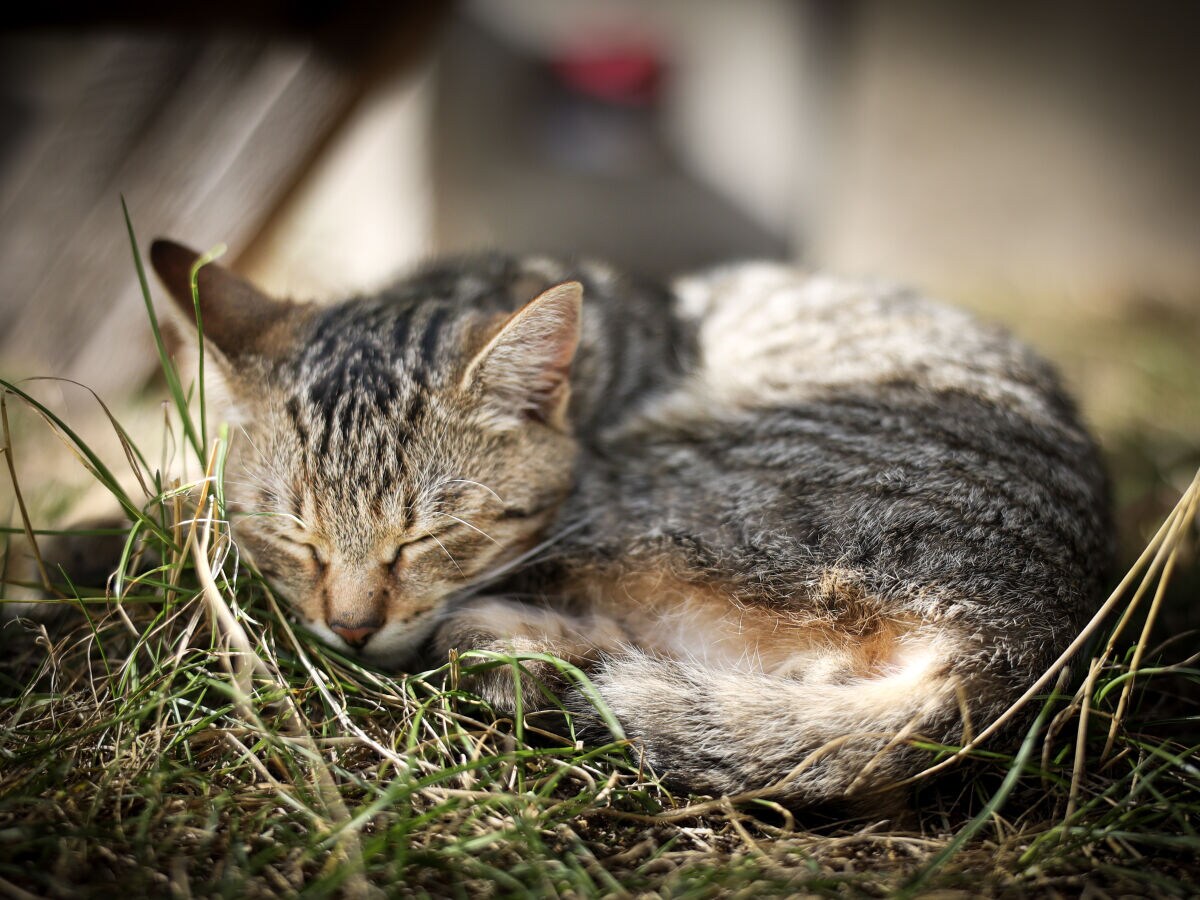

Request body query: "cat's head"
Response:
[151, 240, 581, 664]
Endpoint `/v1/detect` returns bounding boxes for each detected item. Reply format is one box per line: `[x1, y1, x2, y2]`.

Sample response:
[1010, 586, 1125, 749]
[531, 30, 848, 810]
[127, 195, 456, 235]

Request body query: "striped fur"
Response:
[152, 242, 1111, 805]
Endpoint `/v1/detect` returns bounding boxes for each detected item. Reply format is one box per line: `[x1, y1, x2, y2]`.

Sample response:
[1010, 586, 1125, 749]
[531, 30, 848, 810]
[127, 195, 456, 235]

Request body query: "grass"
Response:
[1, 220, 1199, 897]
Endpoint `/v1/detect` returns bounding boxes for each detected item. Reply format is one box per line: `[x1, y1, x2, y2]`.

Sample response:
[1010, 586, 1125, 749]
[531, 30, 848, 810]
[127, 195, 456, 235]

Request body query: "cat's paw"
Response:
[457, 641, 572, 715]
[428, 598, 603, 716]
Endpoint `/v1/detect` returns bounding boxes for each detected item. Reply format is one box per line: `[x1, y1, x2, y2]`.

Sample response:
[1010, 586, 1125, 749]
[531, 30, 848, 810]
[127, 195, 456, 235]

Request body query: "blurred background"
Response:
[1, 1, 1198, 575]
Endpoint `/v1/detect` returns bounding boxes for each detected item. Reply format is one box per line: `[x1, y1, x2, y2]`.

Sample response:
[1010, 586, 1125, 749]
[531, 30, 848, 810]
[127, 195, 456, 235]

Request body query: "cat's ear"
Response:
[150, 239, 298, 363]
[462, 281, 582, 429]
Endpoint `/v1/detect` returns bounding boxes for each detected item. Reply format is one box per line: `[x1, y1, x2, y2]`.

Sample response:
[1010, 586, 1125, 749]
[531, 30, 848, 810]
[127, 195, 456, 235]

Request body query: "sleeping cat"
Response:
[151, 240, 1111, 804]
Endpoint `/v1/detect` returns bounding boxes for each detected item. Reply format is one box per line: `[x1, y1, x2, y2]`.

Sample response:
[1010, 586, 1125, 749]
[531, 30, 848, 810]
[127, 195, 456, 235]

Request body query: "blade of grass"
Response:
[1101, 477, 1200, 762]
[22, 376, 154, 498]
[0, 378, 175, 548]
[900, 693, 1055, 896]
[1, 393, 53, 594]
[121, 195, 202, 461]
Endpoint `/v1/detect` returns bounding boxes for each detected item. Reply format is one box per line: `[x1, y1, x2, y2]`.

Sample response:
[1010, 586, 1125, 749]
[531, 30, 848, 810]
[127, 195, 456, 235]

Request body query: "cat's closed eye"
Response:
[500, 502, 555, 520]
[279, 534, 327, 572]
[388, 535, 439, 568]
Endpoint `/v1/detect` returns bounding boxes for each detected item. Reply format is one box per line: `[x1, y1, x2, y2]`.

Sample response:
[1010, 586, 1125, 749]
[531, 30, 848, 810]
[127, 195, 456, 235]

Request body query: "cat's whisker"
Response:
[424, 530, 465, 576]
[237, 426, 296, 495]
[237, 426, 272, 470]
[219, 479, 271, 492]
[239, 510, 309, 530]
[463, 516, 592, 593]
[440, 513, 501, 546]
[443, 478, 506, 505]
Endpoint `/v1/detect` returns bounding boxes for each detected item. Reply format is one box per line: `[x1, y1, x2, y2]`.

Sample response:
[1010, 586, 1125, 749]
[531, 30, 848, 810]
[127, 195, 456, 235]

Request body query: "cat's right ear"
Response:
[462, 281, 582, 430]
[150, 239, 298, 363]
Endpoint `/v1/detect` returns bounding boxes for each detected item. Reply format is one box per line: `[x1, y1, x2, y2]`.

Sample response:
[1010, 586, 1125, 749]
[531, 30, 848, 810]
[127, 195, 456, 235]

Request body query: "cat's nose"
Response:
[328, 619, 381, 648]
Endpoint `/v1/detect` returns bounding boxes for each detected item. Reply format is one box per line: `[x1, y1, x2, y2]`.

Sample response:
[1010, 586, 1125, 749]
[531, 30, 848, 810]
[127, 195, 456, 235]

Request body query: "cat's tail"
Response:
[576, 637, 1001, 806]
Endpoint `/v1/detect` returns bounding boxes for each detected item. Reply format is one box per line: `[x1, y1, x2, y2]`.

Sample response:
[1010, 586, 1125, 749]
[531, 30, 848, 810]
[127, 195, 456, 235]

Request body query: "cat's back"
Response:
[568, 262, 1110, 639]
[670, 262, 1071, 427]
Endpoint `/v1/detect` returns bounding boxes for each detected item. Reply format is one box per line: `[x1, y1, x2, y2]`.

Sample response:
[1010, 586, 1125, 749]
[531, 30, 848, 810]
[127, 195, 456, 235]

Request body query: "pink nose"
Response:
[329, 621, 380, 648]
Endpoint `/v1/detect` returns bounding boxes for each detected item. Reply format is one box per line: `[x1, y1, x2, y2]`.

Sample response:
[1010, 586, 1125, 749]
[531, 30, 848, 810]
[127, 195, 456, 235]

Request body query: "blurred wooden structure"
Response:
[0, 7, 444, 398]
[3, 1, 1199, 404]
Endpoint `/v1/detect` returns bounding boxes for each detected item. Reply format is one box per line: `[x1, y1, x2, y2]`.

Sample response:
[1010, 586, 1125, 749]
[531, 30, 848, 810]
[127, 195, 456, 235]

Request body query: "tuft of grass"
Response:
[1, 215, 1199, 897]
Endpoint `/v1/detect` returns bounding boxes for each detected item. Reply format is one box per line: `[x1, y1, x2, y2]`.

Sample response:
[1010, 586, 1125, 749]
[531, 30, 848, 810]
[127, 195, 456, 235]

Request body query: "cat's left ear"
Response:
[462, 281, 582, 430]
[150, 239, 300, 364]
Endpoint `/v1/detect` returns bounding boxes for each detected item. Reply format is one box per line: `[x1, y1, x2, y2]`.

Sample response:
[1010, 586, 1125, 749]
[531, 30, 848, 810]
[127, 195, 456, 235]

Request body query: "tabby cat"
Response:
[151, 240, 1111, 805]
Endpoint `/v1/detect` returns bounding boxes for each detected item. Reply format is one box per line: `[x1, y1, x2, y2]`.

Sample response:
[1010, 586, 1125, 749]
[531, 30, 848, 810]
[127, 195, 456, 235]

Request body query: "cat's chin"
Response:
[363, 625, 441, 670]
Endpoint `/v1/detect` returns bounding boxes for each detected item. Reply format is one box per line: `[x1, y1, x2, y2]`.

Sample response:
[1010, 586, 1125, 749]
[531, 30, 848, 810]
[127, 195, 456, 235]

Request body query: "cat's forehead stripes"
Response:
[298, 301, 447, 402]
[274, 299, 466, 519]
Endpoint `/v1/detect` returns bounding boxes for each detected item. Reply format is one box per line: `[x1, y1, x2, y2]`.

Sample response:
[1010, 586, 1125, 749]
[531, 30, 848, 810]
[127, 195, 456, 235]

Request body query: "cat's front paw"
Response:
[456, 641, 573, 715]
[428, 598, 601, 716]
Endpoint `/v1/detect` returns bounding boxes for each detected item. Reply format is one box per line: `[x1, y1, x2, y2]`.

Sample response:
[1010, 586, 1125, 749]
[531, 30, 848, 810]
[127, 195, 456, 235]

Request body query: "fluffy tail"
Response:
[578, 642, 991, 805]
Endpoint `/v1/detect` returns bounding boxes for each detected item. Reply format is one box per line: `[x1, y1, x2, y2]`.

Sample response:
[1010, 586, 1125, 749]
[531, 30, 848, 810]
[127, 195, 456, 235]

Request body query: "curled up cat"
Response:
[149, 240, 1112, 806]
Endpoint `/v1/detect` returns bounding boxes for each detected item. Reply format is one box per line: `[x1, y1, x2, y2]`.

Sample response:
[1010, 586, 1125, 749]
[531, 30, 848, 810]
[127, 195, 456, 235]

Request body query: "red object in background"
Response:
[550, 44, 663, 107]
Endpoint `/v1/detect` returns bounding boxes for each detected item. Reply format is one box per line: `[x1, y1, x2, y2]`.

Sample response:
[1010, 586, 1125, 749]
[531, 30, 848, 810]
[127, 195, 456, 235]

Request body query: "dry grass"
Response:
[1, 224, 1198, 897]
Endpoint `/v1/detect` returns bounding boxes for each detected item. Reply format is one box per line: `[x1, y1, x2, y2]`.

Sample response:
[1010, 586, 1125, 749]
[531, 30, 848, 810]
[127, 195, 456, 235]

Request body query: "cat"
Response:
[150, 239, 1112, 805]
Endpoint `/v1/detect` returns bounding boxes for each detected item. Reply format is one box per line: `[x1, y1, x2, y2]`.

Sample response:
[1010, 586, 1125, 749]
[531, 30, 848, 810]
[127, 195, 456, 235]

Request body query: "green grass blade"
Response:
[0, 378, 175, 548]
[121, 195, 203, 461]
